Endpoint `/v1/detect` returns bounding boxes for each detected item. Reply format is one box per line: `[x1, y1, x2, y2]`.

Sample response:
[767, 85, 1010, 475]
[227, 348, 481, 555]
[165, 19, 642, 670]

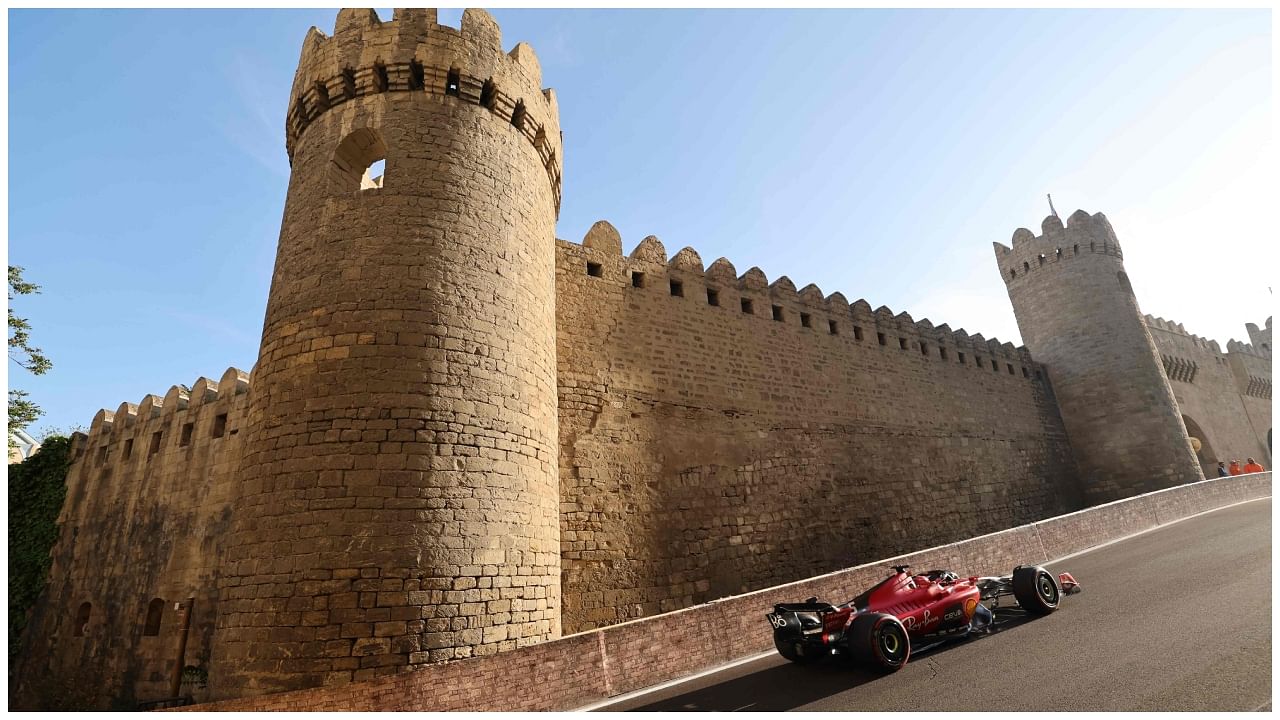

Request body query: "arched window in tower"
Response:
[73, 602, 92, 637]
[1023, 261, 1030, 272]
[330, 128, 388, 192]
[143, 598, 165, 636]
[372, 63, 389, 93]
[1117, 271, 1134, 296]
[445, 67, 461, 96]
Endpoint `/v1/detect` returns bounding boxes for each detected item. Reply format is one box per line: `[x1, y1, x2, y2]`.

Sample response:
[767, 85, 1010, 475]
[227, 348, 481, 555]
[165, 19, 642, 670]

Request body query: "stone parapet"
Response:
[562, 222, 1046, 381]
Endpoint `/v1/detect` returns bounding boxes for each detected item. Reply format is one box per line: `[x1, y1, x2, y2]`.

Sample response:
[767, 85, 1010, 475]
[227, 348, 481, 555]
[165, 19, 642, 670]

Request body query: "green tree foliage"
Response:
[35, 424, 86, 443]
[9, 266, 53, 446]
[8, 435, 72, 663]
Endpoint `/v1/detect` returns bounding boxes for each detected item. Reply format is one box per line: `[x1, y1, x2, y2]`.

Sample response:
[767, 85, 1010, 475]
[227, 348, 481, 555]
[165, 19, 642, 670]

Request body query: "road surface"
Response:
[600, 498, 1271, 712]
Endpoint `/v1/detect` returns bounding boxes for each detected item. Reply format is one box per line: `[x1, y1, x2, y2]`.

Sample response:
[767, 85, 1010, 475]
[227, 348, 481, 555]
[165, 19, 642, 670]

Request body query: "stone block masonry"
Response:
[10, 7, 1271, 710]
[209, 7, 564, 697]
[1142, 314, 1272, 477]
[555, 222, 1080, 633]
[996, 211, 1205, 504]
[12, 369, 250, 709]
[174, 472, 1270, 711]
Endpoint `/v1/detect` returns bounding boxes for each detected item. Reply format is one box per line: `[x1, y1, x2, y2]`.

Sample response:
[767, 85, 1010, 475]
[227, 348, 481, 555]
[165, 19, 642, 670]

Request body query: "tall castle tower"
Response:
[995, 210, 1203, 504]
[210, 8, 564, 695]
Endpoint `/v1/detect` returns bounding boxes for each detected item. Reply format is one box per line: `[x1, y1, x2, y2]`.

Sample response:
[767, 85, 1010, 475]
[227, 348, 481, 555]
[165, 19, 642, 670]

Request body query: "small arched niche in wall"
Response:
[330, 128, 388, 192]
[143, 598, 165, 636]
[73, 602, 92, 637]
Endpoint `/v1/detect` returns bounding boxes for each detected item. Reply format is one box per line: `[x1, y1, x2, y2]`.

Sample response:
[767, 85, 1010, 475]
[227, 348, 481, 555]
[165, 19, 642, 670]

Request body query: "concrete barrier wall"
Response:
[178, 472, 1270, 712]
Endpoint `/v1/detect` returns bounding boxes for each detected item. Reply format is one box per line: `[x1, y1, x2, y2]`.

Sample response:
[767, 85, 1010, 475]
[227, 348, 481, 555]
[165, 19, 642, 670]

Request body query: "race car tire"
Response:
[773, 635, 810, 664]
[1012, 565, 1060, 615]
[846, 613, 910, 672]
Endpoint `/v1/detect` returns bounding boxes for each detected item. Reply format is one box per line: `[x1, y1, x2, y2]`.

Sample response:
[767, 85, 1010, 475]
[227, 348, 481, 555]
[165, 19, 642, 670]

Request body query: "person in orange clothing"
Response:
[1243, 457, 1265, 474]
[1228, 460, 1242, 476]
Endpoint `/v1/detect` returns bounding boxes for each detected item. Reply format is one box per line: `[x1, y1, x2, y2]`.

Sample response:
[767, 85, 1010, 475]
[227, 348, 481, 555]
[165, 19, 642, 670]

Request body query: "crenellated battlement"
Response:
[84, 366, 251, 452]
[1239, 316, 1273, 358]
[1226, 338, 1269, 358]
[993, 210, 1122, 285]
[560, 220, 1044, 380]
[1143, 312, 1274, 361]
[285, 8, 563, 212]
[1143, 314, 1224, 354]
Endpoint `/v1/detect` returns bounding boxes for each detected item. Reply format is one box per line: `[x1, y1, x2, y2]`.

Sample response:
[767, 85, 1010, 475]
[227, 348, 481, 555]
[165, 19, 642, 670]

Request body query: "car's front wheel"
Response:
[1012, 565, 1060, 615]
[846, 613, 910, 672]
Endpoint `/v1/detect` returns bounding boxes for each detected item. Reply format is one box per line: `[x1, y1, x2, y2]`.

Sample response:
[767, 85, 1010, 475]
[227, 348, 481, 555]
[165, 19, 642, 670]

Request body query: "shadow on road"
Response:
[626, 608, 1042, 712]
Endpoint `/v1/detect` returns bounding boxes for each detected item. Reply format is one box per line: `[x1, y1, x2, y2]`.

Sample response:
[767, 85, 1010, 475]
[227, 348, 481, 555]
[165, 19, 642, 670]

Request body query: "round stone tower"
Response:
[994, 210, 1202, 505]
[210, 8, 563, 696]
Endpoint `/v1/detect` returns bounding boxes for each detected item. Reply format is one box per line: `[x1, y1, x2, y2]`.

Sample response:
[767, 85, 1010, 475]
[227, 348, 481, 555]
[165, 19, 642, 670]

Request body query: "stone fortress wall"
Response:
[17, 369, 250, 706]
[555, 222, 1080, 631]
[1143, 314, 1272, 475]
[10, 7, 1273, 709]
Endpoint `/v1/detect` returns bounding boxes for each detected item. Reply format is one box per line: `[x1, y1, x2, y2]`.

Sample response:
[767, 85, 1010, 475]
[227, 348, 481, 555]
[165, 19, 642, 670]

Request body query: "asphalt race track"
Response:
[602, 498, 1271, 712]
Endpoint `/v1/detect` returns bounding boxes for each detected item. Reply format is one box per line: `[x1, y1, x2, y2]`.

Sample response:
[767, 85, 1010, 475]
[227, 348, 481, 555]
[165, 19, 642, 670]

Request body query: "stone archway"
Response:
[329, 127, 388, 192]
[1182, 414, 1218, 478]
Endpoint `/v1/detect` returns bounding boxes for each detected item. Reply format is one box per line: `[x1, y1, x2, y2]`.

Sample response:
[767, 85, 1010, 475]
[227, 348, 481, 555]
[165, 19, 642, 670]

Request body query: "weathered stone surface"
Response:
[205, 5, 564, 699]
[993, 211, 1256, 503]
[11, 8, 1271, 712]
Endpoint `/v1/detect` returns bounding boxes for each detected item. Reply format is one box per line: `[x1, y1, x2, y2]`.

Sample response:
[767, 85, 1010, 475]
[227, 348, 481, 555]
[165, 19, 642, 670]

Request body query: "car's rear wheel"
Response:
[846, 613, 910, 672]
[1012, 565, 1060, 615]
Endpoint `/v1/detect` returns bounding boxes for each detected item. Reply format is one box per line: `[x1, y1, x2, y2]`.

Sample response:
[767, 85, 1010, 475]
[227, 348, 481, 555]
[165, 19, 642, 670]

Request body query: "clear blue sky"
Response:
[8, 8, 1273, 437]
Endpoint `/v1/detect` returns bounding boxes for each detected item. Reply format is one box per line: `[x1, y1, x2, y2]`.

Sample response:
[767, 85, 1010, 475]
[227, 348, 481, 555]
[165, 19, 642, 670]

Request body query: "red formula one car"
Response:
[766, 564, 1080, 672]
